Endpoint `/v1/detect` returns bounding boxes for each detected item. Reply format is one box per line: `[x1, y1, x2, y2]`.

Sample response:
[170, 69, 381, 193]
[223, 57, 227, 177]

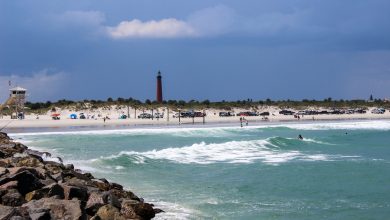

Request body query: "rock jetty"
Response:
[0, 132, 161, 220]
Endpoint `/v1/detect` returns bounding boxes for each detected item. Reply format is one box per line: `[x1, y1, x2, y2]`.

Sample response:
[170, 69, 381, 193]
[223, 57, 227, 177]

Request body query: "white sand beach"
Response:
[1, 106, 389, 129]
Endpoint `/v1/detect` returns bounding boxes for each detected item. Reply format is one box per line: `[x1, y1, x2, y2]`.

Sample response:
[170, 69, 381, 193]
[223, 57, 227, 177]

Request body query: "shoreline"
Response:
[3, 115, 390, 134]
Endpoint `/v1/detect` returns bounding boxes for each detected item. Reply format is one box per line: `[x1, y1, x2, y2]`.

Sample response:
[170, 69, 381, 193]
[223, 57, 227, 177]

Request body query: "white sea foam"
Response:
[9, 126, 237, 138]
[150, 200, 198, 220]
[284, 120, 390, 131]
[9, 120, 390, 139]
[100, 139, 347, 165]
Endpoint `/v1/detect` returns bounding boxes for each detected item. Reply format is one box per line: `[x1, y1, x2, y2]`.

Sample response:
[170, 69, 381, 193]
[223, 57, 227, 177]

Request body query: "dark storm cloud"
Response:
[0, 0, 389, 101]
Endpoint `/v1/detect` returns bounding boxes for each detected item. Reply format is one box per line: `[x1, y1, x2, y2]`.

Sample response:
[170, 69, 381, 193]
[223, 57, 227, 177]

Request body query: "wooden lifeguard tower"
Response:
[0, 86, 27, 119]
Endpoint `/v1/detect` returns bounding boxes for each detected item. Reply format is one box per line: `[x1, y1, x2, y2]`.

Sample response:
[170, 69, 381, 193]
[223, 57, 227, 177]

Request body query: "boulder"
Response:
[25, 183, 66, 202]
[95, 205, 125, 220]
[44, 163, 64, 175]
[15, 157, 43, 168]
[63, 170, 92, 182]
[91, 179, 110, 191]
[120, 200, 155, 220]
[0, 170, 44, 195]
[86, 192, 105, 216]
[102, 191, 121, 209]
[0, 180, 18, 190]
[64, 164, 74, 170]
[132, 203, 155, 220]
[83, 172, 94, 180]
[22, 198, 83, 220]
[109, 182, 123, 191]
[25, 189, 47, 202]
[40, 178, 56, 187]
[120, 200, 140, 219]
[1, 189, 25, 206]
[0, 158, 13, 168]
[60, 184, 88, 201]
[0, 205, 16, 220]
[7, 167, 46, 180]
[110, 189, 140, 201]
[29, 211, 51, 220]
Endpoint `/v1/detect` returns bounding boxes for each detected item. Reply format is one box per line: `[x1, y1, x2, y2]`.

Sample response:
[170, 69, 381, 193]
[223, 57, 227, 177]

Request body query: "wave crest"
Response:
[99, 139, 343, 165]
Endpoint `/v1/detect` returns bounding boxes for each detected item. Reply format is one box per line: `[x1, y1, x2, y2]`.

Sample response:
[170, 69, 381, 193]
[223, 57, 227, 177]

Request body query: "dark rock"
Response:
[153, 208, 164, 214]
[1, 189, 25, 206]
[86, 192, 105, 216]
[25, 183, 66, 202]
[23, 197, 83, 220]
[46, 183, 65, 199]
[109, 182, 123, 191]
[25, 189, 48, 202]
[64, 164, 74, 170]
[120, 200, 140, 219]
[91, 180, 110, 191]
[83, 172, 94, 180]
[64, 178, 89, 188]
[44, 162, 64, 175]
[0, 170, 44, 196]
[95, 205, 125, 220]
[132, 203, 155, 220]
[24, 151, 44, 163]
[110, 189, 140, 202]
[120, 199, 156, 220]
[60, 184, 88, 201]
[0, 158, 13, 168]
[49, 172, 64, 182]
[89, 215, 102, 220]
[7, 167, 46, 180]
[64, 170, 92, 182]
[102, 191, 121, 209]
[15, 157, 43, 168]
[14, 143, 28, 153]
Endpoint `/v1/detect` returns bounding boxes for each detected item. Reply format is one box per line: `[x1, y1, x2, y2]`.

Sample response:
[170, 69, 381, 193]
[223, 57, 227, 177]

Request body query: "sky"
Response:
[1, 0, 390, 102]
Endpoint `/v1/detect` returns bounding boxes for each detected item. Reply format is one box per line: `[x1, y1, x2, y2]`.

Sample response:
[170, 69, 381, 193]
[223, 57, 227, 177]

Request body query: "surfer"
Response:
[298, 134, 303, 140]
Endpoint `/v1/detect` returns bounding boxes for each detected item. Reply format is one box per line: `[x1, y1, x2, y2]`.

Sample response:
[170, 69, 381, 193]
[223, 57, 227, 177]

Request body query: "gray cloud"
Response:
[0, 70, 68, 102]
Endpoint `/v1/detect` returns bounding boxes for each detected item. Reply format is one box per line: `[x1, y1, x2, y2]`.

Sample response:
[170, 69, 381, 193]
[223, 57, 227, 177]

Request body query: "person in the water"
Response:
[298, 134, 303, 140]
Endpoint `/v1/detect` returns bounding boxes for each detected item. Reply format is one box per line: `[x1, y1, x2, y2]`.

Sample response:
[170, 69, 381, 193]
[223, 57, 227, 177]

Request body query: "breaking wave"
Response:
[283, 120, 390, 131]
[97, 138, 356, 165]
[9, 120, 390, 141]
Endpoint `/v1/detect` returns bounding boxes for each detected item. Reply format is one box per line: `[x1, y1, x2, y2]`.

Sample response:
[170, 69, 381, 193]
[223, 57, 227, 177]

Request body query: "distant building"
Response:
[156, 71, 163, 103]
[0, 86, 27, 119]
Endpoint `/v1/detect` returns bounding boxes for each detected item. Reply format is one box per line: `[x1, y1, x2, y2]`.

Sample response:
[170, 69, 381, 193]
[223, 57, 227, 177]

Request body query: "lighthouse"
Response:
[156, 71, 163, 103]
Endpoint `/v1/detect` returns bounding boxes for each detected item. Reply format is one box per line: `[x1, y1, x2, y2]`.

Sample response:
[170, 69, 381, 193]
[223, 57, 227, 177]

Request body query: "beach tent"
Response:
[70, 114, 77, 119]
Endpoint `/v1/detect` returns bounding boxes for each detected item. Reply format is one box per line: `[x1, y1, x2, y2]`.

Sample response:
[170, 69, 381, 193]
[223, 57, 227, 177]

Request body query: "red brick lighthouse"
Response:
[156, 71, 163, 103]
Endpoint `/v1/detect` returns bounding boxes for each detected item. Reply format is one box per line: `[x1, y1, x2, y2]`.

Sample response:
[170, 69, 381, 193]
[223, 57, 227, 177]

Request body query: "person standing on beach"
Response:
[103, 117, 106, 123]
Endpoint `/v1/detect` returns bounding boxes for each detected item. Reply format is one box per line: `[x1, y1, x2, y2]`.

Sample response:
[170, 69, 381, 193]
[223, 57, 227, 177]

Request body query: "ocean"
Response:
[10, 120, 390, 219]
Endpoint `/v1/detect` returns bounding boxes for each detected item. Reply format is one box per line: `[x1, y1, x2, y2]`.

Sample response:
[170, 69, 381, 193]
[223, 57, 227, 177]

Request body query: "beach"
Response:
[1, 106, 390, 130]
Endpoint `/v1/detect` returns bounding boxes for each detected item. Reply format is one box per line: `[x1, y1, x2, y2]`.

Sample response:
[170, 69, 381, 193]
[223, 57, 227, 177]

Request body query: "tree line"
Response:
[22, 96, 390, 113]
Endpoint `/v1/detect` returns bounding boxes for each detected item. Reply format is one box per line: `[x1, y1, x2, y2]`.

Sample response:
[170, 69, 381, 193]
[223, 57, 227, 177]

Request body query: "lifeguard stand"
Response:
[8, 86, 27, 119]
